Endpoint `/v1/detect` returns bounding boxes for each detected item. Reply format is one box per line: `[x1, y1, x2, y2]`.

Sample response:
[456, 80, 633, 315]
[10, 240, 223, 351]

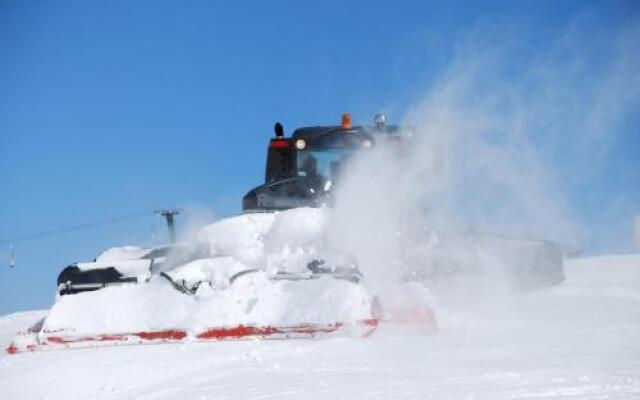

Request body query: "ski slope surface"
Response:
[1, 255, 639, 400]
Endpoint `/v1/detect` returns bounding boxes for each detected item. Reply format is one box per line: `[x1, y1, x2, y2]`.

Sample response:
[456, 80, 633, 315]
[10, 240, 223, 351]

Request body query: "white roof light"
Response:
[295, 139, 306, 150]
[374, 113, 386, 128]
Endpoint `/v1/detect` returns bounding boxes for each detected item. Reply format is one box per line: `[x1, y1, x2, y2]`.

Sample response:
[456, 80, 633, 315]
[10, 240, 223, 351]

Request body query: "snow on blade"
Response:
[6, 208, 379, 353]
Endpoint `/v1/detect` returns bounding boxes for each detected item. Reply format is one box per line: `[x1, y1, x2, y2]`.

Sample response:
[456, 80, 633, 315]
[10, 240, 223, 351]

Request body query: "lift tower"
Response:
[155, 209, 182, 243]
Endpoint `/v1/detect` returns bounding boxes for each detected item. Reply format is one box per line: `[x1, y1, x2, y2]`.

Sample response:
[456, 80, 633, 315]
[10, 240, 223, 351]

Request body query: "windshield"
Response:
[296, 148, 354, 180]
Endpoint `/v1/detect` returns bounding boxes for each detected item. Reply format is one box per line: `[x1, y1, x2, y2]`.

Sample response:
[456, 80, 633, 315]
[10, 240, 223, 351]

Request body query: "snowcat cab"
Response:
[242, 113, 403, 212]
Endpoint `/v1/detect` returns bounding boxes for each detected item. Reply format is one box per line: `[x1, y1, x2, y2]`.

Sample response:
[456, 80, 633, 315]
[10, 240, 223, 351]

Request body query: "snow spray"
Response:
[328, 17, 640, 303]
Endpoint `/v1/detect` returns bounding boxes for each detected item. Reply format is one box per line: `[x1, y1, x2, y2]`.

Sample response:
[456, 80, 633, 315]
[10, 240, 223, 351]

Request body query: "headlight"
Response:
[374, 113, 386, 128]
[295, 139, 306, 150]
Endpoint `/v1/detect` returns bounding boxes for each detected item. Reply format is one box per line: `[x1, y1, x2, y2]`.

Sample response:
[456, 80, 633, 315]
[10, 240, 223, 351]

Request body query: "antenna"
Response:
[155, 209, 182, 243]
[274, 122, 284, 138]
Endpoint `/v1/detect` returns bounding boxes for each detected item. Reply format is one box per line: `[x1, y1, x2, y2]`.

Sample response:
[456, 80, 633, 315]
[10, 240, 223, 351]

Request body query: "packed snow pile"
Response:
[41, 273, 372, 336]
[21, 208, 376, 344]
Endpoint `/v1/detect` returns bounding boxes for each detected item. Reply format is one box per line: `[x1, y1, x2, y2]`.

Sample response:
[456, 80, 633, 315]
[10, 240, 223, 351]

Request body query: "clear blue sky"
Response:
[0, 0, 638, 314]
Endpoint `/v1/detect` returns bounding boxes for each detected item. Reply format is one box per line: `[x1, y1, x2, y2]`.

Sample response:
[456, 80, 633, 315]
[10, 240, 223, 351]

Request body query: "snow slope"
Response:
[1, 255, 639, 399]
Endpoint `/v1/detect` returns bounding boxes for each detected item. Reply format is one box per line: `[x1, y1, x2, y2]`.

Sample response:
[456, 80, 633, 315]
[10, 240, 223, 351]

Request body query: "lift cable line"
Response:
[0, 211, 155, 246]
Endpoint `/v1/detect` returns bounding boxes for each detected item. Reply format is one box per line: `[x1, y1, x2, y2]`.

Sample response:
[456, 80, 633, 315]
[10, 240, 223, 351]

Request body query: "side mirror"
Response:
[274, 122, 284, 138]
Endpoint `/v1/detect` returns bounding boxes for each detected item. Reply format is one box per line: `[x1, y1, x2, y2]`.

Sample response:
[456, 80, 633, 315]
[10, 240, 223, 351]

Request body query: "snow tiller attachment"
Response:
[7, 210, 379, 354]
[8, 268, 378, 354]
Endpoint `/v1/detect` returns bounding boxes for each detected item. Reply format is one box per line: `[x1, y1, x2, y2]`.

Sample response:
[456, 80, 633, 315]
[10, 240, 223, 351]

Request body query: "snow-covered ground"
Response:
[1, 254, 639, 399]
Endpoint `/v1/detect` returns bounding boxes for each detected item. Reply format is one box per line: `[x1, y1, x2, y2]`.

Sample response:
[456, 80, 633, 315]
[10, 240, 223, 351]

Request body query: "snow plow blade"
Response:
[7, 239, 380, 355]
[7, 319, 378, 354]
